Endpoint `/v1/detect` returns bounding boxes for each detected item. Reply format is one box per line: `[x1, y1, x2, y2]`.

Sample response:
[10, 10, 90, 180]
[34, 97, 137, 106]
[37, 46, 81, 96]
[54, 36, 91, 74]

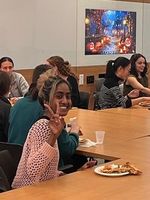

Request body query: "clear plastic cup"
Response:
[95, 131, 105, 144]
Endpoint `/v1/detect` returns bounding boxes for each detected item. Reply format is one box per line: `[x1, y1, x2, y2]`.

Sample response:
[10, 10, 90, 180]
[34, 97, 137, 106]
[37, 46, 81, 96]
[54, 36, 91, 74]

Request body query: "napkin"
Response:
[79, 139, 96, 147]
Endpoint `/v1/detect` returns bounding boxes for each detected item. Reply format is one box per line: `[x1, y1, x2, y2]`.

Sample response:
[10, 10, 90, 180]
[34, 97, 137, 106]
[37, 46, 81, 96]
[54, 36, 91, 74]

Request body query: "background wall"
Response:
[0, 0, 150, 92]
[0, 0, 77, 68]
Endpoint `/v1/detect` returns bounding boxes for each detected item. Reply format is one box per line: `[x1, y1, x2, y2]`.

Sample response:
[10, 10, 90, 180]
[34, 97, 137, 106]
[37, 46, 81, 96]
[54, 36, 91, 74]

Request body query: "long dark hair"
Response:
[105, 57, 130, 79]
[27, 64, 51, 100]
[0, 71, 11, 97]
[0, 57, 14, 68]
[130, 53, 148, 78]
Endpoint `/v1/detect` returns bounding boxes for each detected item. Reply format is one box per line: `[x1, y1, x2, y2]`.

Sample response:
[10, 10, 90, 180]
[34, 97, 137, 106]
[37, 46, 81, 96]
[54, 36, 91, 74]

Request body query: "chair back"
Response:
[95, 78, 105, 92]
[0, 142, 23, 190]
[79, 91, 90, 109]
[0, 166, 10, 192]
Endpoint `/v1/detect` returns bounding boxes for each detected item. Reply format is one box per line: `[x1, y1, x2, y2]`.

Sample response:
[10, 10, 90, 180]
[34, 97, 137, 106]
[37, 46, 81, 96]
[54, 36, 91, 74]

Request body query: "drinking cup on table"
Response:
[95, 131, 105, 144]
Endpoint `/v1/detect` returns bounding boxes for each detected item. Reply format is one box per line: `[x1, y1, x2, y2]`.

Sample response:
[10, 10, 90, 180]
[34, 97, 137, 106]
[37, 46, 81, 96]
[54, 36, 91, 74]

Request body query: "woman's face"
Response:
[135, 56, 146, 74]
[51, 82, 72, 116]
[117, 64, 131, 80]
[0, 61, 14, 74]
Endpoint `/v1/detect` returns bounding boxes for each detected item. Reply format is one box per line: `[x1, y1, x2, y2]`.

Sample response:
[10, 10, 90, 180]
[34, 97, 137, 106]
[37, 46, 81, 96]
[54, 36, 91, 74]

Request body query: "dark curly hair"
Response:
[130, 53, 148, 78]
[47, 56, 77, 79]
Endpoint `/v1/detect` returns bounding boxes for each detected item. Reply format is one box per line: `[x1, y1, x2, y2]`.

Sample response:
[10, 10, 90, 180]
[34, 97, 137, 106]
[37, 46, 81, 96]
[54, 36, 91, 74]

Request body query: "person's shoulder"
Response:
[12, 72, 24, 79]
[67, 75, 76, 82]
[28, 118, 49, 139]
[0, 99, 11, 110]
[32, 118, 49, 129]
[128, 74, 136, 79]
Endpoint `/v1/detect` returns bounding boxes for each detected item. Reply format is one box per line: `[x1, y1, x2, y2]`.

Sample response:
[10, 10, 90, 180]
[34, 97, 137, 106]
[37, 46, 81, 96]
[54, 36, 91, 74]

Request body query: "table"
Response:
[1, 108, 150, 199]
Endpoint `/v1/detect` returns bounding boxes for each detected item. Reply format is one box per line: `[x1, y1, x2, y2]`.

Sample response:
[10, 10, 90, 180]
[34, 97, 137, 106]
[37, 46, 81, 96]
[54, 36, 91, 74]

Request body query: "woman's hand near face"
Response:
[44, 103, 65, 146]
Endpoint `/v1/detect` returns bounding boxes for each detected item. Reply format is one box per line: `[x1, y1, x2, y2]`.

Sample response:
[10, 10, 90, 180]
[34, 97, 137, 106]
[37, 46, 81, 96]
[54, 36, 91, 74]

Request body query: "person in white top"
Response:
[0, 57, 29, 98]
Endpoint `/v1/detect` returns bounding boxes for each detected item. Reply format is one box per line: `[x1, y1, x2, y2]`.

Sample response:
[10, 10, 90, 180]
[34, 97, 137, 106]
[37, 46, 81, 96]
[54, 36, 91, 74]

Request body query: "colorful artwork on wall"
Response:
[85, 9, 136, 55]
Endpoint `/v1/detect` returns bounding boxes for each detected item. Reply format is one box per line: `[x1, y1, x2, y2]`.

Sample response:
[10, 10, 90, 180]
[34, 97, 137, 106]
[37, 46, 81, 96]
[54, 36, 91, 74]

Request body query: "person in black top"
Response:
[0, 71, 11, 141]
[124, 53, 150, 97]
[46, 56, 80, 107]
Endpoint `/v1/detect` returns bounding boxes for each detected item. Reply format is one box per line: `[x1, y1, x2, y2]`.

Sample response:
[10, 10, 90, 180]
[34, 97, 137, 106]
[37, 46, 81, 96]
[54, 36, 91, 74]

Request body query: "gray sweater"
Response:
[98, 76, 132, 109]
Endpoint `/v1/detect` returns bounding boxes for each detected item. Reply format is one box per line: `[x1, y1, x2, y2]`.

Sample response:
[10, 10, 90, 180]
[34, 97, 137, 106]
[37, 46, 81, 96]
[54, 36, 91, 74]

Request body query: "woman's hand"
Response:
[69, 118, 82, 135]
[128, 89, 140, 98]
[44, 103, 65, 146]
[79, 160, 97, 170]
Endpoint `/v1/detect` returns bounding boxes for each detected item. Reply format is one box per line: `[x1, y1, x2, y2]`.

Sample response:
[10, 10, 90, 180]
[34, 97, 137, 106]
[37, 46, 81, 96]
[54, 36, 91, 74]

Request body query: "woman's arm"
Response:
[58, 129, 79, 159]
[26, 120, 59, 180]
[127, 76, 150, 95]
[131, 97, 150, 106]
[18, 73, 29, 96]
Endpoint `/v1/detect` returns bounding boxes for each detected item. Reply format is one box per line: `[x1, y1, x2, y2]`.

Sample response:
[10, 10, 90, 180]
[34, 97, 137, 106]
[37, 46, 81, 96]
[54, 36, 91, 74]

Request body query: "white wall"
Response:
[0, 0, 149, 69]
[77, 0, 143, 66]
[143, 3, 150, 61]
[0, 0, 77, 68]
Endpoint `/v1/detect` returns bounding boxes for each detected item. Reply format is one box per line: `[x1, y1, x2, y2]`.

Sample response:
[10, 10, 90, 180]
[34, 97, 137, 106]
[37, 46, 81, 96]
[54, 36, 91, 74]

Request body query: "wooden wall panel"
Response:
[16, 63, 150, 95]
[16, 66, 106, 94]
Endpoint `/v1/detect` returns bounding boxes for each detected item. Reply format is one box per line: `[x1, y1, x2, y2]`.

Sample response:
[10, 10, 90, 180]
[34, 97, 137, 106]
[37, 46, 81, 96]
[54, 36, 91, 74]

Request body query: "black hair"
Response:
[105, 57, 130, 79]
[130, 53, 148, 78]
[0, 71, 11, 96]
[0, 57, 14, 68]
[26, 64, 51, 100]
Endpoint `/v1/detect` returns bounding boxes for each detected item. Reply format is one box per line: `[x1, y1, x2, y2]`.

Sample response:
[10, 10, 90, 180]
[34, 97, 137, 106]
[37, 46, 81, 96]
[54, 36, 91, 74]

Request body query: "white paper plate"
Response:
[94, 165, 129, 177]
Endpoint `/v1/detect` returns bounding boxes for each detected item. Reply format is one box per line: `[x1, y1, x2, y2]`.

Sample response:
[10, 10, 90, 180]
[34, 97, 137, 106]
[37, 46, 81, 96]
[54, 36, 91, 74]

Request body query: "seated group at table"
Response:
[0, 53, 150, 189]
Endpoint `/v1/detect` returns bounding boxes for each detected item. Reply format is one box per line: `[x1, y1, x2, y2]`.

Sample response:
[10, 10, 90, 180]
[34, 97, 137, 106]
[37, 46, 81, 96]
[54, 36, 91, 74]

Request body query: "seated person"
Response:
[12, 76, 95, 188]
[0, 71, 11, 142]
[47, 56, 80, 107]
[8, 66, 85, 170]
[124, 53, 150, 97]
[0, 57, 29, 98]
[8, 64, 51, 145]
[98, 57, 150, 109]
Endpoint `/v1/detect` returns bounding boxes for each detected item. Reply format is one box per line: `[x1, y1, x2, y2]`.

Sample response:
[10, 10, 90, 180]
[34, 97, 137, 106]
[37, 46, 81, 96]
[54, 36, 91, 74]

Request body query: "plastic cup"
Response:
[95, 131, 105, 144]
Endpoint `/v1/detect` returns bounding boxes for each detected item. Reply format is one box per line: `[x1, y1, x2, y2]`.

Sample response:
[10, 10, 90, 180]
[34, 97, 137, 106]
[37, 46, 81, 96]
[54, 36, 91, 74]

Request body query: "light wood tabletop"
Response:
[66, 108, 150, 141]
[1, 108, 150, 199]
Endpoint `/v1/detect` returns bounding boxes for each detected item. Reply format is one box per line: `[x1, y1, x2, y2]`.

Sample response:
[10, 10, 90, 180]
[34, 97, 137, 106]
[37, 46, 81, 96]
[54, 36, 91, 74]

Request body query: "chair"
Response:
[0, 142, 23, 190]
[95, 78, 105, 92]
[93, 78, 105, 110]
[0, 166, 10, 192]
[0, 142, 23, 169]
[0, 150, 16, 190]
[79, 91, 90, 109]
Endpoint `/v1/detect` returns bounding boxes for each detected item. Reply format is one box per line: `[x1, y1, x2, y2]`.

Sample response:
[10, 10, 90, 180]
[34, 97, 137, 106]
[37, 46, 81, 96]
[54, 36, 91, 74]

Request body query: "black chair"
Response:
[0, 142, 23, 190]
[0, 166, 10, 192]
[79, 91, 90, 109]
[0, 150, 16, 190]
[95, 78, 105, 92]
[92, 78, 105, 110]
[0, 142, 23, 169]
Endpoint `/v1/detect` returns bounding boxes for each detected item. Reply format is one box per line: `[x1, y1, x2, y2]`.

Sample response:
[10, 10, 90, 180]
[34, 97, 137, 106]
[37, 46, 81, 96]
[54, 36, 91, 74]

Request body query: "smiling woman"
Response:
[124, 53, 150, 97]
[0, 57, 29, 98]
[11, 76, 80, 189]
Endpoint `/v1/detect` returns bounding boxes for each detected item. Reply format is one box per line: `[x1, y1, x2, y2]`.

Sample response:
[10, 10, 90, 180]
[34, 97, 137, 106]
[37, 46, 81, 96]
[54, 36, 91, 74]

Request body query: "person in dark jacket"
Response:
[46, 56, 80, 107]
[0, 71, 11, 142]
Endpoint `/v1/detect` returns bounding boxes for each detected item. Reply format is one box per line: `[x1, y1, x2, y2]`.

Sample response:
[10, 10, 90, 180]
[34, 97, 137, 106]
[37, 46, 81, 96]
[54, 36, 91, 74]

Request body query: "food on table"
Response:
[100, 162, 142, 175]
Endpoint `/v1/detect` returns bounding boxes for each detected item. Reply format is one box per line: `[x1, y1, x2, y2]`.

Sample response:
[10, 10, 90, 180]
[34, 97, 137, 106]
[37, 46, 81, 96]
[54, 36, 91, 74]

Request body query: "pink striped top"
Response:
[12, 118, 60, 188]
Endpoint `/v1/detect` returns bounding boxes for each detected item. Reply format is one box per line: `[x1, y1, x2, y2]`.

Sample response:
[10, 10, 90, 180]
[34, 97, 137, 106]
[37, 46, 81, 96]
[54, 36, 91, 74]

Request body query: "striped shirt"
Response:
[98, 76, 132, 109]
